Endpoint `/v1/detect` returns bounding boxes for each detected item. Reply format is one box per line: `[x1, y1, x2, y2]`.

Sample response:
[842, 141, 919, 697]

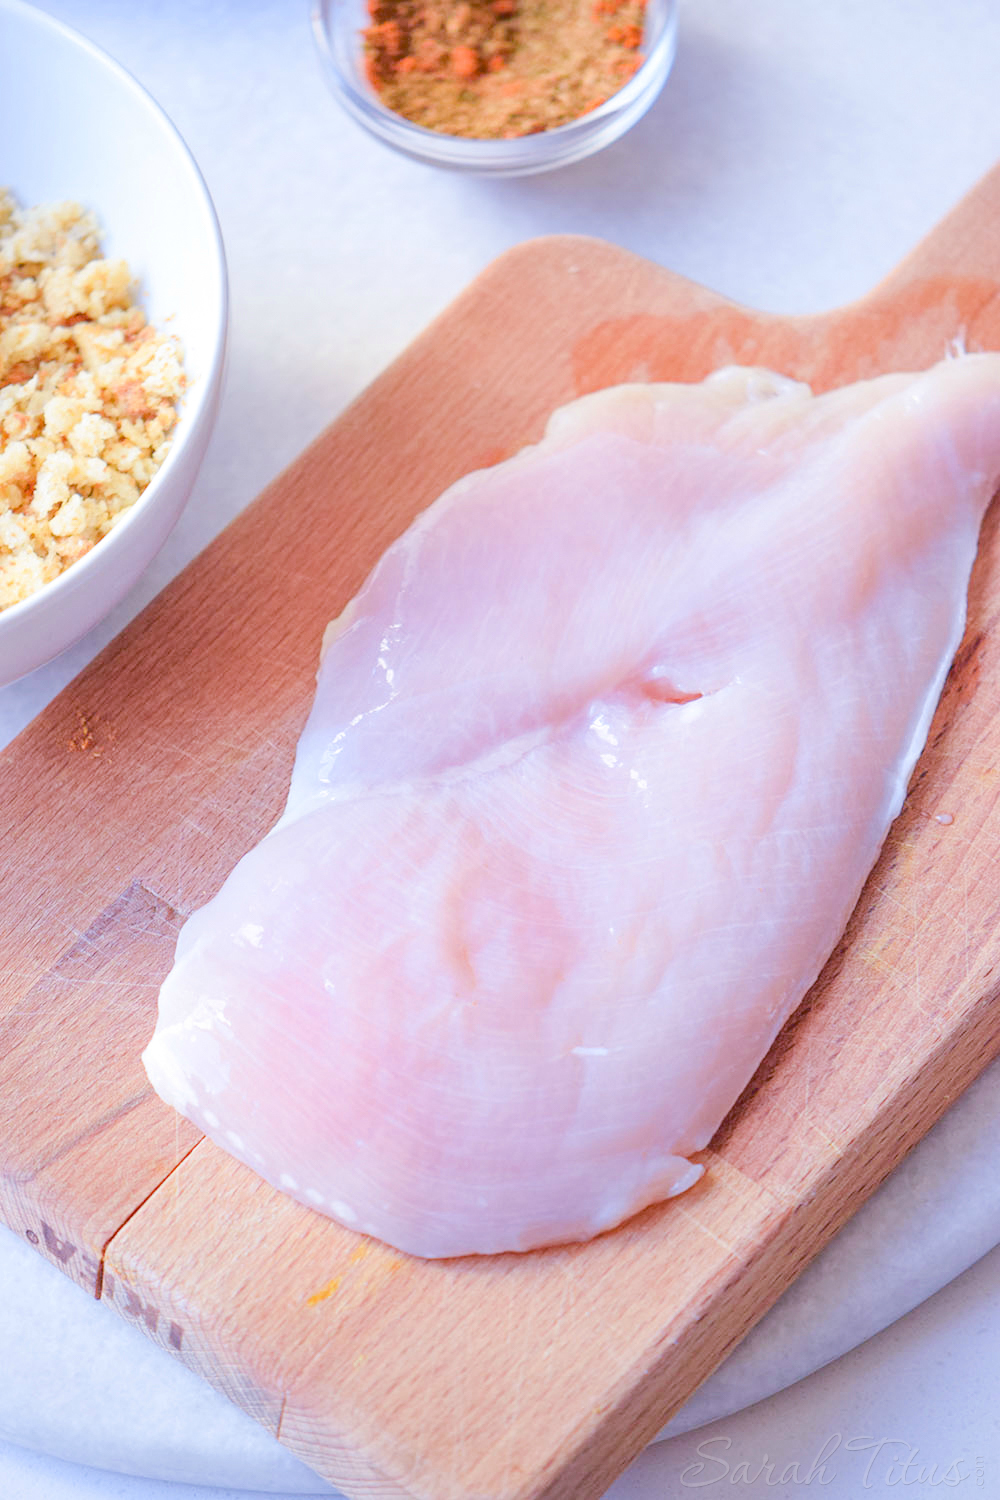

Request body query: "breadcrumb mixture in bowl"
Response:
[0, 0, 226, 689]
[0, 189, 185, 612]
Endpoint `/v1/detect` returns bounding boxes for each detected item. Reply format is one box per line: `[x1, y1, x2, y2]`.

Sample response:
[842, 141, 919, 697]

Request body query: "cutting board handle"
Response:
[816, 159, 1000, 380]
[875, 159, 1000, 293]
[565, 160, 1000, 396]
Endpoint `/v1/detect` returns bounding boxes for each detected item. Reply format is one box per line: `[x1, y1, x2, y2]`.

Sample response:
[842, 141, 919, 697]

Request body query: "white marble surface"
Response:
[3, 0, 1000, 1496]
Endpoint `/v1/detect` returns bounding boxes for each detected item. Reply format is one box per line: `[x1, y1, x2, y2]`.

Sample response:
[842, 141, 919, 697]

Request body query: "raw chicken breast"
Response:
[144, 357, 1000, 1258]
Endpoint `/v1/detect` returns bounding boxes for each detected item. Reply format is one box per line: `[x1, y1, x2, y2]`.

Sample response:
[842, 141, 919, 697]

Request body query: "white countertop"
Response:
[3, 0, 1000, 1495]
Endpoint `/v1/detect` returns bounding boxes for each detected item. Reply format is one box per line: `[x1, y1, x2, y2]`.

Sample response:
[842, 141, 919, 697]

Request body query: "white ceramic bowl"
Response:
[0, 0, 227, 687]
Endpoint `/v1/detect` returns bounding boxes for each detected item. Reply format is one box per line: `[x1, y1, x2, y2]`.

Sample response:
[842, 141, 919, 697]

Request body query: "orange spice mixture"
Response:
[363, 0, 647, 139]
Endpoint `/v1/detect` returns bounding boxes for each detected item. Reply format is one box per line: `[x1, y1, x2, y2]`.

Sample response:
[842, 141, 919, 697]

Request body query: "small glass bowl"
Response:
[311, 0, 678, 176]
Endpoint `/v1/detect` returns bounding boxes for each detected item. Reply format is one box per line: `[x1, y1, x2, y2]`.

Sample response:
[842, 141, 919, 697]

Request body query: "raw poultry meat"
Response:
[144, 356, 1000, 1258]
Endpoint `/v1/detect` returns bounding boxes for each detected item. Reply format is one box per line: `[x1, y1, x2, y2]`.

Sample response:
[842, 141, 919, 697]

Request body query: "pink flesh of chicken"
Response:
[144, 357, 1000, 1258]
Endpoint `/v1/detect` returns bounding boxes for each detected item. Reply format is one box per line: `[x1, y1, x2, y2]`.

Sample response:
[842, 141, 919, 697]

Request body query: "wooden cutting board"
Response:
[4, 162, 1000, 1500]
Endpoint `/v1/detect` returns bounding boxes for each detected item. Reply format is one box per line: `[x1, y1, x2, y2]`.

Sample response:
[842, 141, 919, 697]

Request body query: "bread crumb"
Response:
[0, 188, 185, 612]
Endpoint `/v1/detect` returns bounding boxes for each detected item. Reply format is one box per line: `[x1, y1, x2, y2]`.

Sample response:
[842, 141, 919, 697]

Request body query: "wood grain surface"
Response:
[4, 161, 1000, 1500]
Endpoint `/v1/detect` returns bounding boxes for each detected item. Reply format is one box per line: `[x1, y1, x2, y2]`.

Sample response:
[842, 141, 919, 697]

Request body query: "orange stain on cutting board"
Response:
[304, 1243, 404, 1310]
[305, 1276, 341, 1307]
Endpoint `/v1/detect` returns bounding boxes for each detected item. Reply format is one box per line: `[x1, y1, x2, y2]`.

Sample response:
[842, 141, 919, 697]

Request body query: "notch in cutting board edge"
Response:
[0, 878, 203, 1299]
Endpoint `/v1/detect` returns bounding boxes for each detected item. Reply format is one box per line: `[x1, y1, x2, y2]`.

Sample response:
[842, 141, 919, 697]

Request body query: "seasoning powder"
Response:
[363, 0, 647, 139]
